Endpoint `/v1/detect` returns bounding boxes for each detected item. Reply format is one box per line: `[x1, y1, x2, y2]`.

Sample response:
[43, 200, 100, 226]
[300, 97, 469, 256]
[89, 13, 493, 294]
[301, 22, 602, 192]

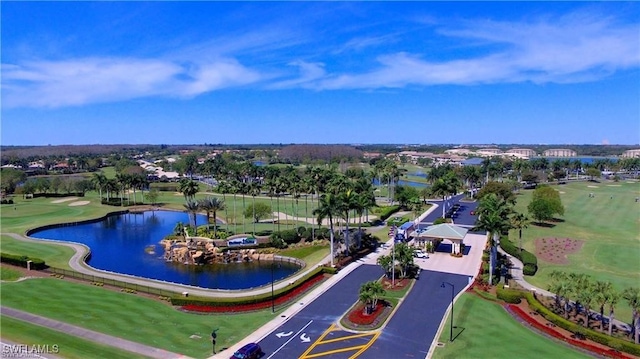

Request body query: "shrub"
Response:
[496, 287, 525, 304]
[523, 263, 538, 276]
[377, 205, 401, 222]
[433, 217, 447, 225]
[500, 236, 538, 275]
[0, 253, 47, 270]
[1, 199, 14, 204]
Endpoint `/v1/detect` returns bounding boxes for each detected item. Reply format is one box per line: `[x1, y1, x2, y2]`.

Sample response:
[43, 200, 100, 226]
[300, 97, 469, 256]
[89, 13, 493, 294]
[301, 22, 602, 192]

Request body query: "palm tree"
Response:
[313, 193, 340, 267]
[575, 277, 596, 328]
[510, 212, 530, 254]
[229, 179, 240, 234]
[339, 189, 358, 256]
[377, 254, 393, 278]
[548, 270, 572, 318]
[91, 172, 107, 201]
[594, 281, 613, 331]
[622, 287, 640, 343]
[359, 281, 386, 315]
[430, 178, 451, 218]
[208, 197, 226, 238]
[608, 291, 621, 336]
[248, 181, 261, 236]
[179, 178, 199, 202]
[183, 200, 200, 232]
[358, 287, 374, 315]
[472, 193, 513, 285]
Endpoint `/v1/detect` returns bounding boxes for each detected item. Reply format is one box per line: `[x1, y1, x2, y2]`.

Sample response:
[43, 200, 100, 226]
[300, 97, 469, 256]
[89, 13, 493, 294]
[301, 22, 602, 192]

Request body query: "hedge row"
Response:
[496, 286, 525, 304]
[0, 253, 47, 270]
[500, 236, 538, 276]
[524, 292, 640, 356]
[170, 266, 332, 307]
[377, 205, 401, 222]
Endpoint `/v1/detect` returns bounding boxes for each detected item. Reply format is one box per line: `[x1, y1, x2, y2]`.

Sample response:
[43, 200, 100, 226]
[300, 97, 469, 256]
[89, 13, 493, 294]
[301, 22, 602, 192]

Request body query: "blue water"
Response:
[372, 179, 428, 188]
[532, 157, 618, 164]
[29, 211, 300, 290]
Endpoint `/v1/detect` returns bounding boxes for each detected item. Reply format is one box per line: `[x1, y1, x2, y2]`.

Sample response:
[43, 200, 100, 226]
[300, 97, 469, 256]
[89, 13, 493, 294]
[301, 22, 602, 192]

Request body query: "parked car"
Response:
[414, 250, 428, 258]
[231, 343, 262, 359]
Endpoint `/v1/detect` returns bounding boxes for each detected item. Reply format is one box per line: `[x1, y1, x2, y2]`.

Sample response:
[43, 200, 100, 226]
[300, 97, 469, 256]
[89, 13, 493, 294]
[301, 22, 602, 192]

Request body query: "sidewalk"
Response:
[0, 306, 190, 359]
[498, 247, 554, 297]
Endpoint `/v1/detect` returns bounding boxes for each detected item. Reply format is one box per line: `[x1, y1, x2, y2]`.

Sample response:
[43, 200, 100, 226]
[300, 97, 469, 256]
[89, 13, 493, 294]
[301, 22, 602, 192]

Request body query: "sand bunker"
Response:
[607, 185, 621, 187]
[51, 197, 78, 204]
[587, 185, 599, 188]
[535, 237, 583, 265]
[68, 201, 90, 206]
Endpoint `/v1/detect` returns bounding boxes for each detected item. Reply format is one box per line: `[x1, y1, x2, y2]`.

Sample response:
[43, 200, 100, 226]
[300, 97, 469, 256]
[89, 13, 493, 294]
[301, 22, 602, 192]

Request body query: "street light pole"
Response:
[441, 281, 454, 342]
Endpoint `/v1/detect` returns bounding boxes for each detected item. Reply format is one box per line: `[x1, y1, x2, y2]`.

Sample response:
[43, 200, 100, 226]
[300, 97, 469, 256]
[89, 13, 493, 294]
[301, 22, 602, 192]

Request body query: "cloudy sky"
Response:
[2, 2, 639, 145]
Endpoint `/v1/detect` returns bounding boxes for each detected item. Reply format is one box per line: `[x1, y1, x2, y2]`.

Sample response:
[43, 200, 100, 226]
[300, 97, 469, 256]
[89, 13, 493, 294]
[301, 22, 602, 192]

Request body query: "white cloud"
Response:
[310, 10, 640, 89]
[1, 57, 262, 108]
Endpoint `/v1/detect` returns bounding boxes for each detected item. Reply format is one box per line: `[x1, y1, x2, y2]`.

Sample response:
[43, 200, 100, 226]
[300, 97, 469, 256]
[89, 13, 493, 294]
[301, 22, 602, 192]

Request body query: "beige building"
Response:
[542, 149, 577, 157]
[506, 148, 536, 158]
[622, 149, 640, 158]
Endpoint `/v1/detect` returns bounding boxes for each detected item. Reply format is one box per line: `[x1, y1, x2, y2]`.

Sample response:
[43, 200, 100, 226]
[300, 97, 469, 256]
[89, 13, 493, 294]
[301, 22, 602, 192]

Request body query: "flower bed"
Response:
[347, 301, 388, 326]
[507, 304, 633, 359]
[182, 273, 326, 313]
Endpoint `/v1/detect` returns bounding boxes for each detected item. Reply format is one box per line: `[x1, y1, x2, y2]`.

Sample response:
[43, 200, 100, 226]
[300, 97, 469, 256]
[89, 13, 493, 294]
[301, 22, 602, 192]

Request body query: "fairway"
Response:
[511, 180, 640, 322]
[432, 293, 592, 359]
[0, 278, 279, 359]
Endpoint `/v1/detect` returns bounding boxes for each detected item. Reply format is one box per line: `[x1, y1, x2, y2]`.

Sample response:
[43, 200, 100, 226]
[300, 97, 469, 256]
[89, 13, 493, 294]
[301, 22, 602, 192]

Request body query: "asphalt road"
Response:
[257, 265, 471, 359]
[419, 194, 479, 228]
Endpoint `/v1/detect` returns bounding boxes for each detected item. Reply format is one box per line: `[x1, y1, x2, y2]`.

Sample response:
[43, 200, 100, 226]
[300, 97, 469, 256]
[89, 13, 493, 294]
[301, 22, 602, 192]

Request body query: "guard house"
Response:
[415, 223, 469, 254]
[396, 222, 415, 241]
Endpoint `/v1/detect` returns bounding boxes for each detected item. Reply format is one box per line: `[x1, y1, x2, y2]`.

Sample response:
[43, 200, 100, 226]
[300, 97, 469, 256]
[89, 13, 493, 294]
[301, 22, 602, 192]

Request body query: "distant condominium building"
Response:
[506, 148, 537, 158]
[542, 149, 577, 157]
[622, 149, 640, 158]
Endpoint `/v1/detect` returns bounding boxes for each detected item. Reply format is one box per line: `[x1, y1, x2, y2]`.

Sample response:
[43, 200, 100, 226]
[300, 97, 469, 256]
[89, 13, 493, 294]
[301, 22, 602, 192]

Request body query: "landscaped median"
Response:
[340, 277, 414, 331]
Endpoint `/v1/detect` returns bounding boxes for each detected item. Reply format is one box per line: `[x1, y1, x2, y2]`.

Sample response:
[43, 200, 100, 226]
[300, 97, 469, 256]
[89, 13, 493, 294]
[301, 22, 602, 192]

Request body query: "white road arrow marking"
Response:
[276, 331, 293, 338]
[300, 333, 311, 343]
[267, 320, 314, 359]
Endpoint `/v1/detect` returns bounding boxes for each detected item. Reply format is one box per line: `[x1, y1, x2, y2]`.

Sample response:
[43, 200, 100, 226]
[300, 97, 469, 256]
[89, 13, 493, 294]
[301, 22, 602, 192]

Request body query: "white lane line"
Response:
[266, 320, 314, 359]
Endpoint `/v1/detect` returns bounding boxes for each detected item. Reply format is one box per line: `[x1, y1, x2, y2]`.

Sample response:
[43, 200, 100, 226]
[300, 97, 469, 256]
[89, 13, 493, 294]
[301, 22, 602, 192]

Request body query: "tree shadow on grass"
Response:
[549, 218, 565, 223]
[532, 222, 556, 228]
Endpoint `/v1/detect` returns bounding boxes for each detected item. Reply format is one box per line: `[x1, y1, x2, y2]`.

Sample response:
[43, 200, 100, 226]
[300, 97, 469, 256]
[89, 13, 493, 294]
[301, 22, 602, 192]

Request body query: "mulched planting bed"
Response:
[535, 237, 583, 265]
[181, 273, 327, 313]
[506, 304, 635, 359]
[347, 300, 391, 326]
[380, 277, 410, 290]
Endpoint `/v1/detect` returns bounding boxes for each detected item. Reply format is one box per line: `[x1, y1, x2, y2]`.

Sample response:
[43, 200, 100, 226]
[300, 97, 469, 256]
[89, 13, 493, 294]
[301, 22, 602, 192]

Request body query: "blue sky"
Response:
[2, 2, 639, 146]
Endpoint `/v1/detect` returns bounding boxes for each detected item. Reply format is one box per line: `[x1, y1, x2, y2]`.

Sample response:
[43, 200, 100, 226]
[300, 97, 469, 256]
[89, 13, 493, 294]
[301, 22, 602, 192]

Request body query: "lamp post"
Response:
[441, 281, 454, 342]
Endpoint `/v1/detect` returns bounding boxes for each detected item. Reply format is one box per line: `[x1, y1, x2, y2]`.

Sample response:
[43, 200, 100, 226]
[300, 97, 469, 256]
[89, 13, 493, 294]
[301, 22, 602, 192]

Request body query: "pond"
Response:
[29, 210, 300, 290]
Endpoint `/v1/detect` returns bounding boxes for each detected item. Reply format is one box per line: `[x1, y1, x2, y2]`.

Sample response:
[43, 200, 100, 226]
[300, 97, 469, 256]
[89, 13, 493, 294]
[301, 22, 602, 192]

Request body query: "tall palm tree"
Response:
[216, 181, 231, 232]
[338, 189, 358, 256]
[179, 178, 199, 202]
[608, 291, 621, 336]
[622, 287, 640, 343]
[472, 193, 513, 285]
[229, 179, 240, 234]
[183, 200, 200, 232]
[91, 172, 107, 201]
[313, 193, 340, 267]
[510, 212, 530, 254]
[430, 178, 451, 218]
[594, 281, 613, 331]
[249, 181, 261, 236]
[208, 197, 226, 238]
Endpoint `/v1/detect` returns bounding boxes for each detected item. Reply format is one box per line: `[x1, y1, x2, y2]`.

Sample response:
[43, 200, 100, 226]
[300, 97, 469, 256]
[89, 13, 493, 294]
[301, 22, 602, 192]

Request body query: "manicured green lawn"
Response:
[0, 316, 149, 359]
[510, 180, 640, 322]
[0, 278, 278, 359]
[0, 266, 23, 281]
[432, 294, 592, 359]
